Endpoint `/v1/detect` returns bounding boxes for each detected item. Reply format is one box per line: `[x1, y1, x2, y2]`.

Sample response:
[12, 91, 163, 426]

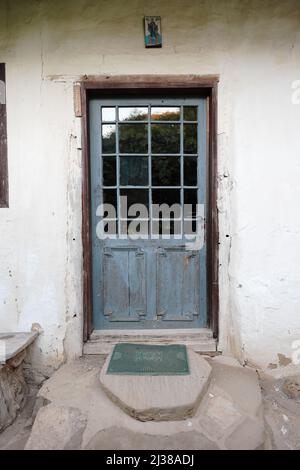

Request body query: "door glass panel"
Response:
[103, 156, 116, 186]
[100, 102, 201, 238]
[120, 156, 148, 186]
[152, 219, 182, 236]
[152, 156, 180, 186]
[184, 106, 197, 121]
[152, 124, 180, 154]
[184, 219, 197, 235]
[102, 124, 116, 153]
[120, 189, 149, 218]
[121, 219, 149, 236]
[119, 124, 148, 153]
[103, 189, 117, 216]
[184, 124, 197, 154]
[152, 189, 181, 220]
[151, 107, 180, 121]
[102, 107, 116, 122]
[184, 189, 198, 218]
[184, 157, 197, 186]
[119, 107, 148, 122]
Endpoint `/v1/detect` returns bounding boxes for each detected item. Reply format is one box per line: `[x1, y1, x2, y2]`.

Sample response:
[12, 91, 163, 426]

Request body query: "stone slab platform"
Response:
[25, 354, 266, 450]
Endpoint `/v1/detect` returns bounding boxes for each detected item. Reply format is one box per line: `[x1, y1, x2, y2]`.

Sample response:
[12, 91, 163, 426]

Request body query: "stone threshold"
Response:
[83, 328, 218, 355]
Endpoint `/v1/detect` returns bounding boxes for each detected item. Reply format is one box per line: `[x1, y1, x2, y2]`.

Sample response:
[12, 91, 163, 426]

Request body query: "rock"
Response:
[198, 395, 243, 440]
[25, 404, 87, 450]
[207, 359, 262, 416]
[282, 376, 300, 401]
[0, 384, 39, 450]
[225, 417, 265, 450]
[261, 375, 300, 450]
[85, 426, 219, 450]
[31, 396, 51, 421]
[209, 355, 242, 368]
[100, 349, 212, 422]
[0, 352, 28, 432]
[196, 359, 265, 447]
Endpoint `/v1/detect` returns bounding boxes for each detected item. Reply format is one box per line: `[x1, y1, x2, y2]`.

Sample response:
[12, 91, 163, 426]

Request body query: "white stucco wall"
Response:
[0, 0, 299, 376]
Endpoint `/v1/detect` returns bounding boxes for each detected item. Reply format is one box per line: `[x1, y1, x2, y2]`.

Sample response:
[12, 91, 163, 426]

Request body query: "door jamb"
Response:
[79, 75, 219, 342]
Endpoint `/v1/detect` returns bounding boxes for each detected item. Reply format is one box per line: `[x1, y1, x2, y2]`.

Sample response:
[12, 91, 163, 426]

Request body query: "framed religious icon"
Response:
[144, 16, 162, 48]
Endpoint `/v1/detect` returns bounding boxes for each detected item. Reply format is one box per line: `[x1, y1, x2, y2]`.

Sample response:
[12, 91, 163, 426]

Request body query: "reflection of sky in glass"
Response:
[119, 107, 148, 121]
[102, 107, 116, 122]
[101, 106, 184, 123]
[102, 124, 115, 138]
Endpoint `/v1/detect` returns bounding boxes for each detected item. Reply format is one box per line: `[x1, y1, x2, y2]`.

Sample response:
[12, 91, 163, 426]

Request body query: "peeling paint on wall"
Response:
[0, 0, 300, 375]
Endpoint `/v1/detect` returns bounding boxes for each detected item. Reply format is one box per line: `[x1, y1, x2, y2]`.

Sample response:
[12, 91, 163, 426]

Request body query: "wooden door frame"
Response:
[79, 75, 219, 342]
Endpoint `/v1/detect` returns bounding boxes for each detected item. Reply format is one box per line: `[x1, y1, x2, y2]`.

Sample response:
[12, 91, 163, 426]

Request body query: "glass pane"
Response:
[152, 220, 182, 236]
[184, 189, 198, 218]
[184, 124, 197, 154]
[102, 107, 116, 122]
[184, 219, 197, 235]
[119, 107, 148, 121]
[184, 157, 197, 186]
[120, 156, 148, 186]
[103, 220, 118, 235]
[151, 107, 180, 121]
[152, 124, 180, 154]
[152, 189, 181, 219]
[103, 156, 116, 186]
[120, 189, 149, 218]
[119, 124, 148, 153]
[152, 156, 180, 186]
[103, 189, 117, 216]
[184, 106, 197, 121]
[102, 124, 116, 153]
[121, 220, 149, 236]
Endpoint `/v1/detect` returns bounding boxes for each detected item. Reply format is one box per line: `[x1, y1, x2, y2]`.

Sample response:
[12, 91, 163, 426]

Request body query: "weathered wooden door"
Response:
[90, 97, 207, 329]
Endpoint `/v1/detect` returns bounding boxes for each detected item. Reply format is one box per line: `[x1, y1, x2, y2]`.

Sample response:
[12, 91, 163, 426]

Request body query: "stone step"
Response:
[100, 348, 212, 422]
[84, 328, 217, 355]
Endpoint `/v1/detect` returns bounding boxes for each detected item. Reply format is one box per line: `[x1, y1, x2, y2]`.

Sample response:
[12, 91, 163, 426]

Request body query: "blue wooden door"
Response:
[89, 97, 207, 330]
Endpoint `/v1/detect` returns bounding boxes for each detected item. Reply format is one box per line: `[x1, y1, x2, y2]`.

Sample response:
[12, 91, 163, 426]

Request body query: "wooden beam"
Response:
[0, 63, 8, 208]
[81, 74, 219, 91]
[73, 84, 82, 117]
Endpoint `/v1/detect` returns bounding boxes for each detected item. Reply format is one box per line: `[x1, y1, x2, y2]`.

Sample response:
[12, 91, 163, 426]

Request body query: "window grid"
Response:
[100, 105, 199, 236]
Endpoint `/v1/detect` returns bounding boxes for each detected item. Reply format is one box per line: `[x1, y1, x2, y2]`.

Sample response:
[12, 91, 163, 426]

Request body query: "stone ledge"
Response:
[0, 332, 38, 364]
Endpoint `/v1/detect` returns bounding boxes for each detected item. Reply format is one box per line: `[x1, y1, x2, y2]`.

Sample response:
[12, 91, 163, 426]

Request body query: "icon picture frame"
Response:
[144, 16, 162, 48]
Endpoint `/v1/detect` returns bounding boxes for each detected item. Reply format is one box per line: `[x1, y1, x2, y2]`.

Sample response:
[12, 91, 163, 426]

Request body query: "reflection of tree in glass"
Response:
[119, 124, 148, 153]
[152, 123, 180, 154]
[152, 157, 180, 186]
[119, 109, 148, 154]
[102, 109, 197, 158]
[124, 109, 147, 121]
[102, 125, 116, 153]
[184, 124, 197, 154]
